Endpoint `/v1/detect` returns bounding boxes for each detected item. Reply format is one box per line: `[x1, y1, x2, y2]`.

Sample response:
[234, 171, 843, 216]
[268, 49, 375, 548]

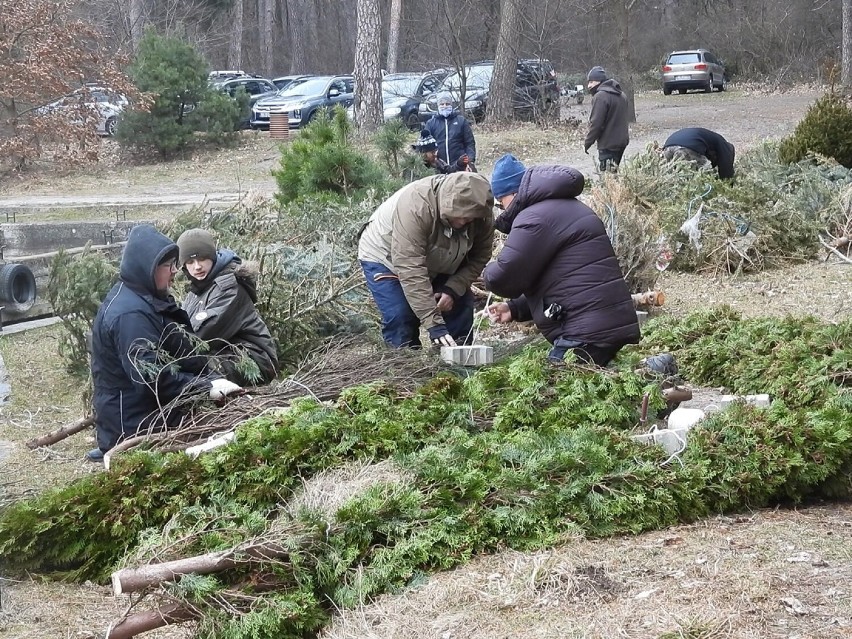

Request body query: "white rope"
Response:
[466, 291, 493, 346]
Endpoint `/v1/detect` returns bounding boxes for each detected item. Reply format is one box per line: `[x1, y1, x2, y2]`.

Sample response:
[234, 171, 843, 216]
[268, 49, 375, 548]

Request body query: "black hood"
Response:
[591, 78, 623, 96]
[119, 224, 178, 299]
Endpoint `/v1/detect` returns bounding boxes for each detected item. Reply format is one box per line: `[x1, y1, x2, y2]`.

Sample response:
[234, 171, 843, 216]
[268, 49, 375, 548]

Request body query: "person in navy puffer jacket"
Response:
[482, 154, 640, 366]
[423, 92, 476, 172]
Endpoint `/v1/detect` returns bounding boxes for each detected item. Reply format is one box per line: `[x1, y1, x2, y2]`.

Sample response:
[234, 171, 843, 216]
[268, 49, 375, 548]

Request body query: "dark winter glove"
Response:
[428, 324, 457, 347]
[455, 155, 470, 170]
[437, 286, 460, 301]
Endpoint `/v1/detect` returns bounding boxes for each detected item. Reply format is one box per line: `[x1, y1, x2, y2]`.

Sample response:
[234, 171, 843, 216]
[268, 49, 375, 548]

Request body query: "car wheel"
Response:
[704, 77, 712, 93]
[663, 86, 672, 96]
[719, 77, 728, 92]
[105, 116, 118, 137]
[678, 88, 687, 95]
[406, 112, 420, 130]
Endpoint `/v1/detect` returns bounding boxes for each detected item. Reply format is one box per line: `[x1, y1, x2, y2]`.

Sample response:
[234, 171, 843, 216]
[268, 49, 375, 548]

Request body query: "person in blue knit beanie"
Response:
[482, 153, 639, 366]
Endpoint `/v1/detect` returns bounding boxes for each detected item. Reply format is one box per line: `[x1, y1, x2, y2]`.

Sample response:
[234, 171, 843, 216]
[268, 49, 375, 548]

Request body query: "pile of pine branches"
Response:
[587, 142, 852, 278]
[0, 309, 850, 638]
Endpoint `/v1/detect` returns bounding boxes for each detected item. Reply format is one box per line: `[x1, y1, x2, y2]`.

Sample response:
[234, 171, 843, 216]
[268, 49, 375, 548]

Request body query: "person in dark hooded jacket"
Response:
[176, 229, 279, 386]
[482, 154, 640, 366]
[662, 127, 736, 179]
[89, 225, 242, 461]
[423, 92, 476, 171]
[584, 66, 630, 172]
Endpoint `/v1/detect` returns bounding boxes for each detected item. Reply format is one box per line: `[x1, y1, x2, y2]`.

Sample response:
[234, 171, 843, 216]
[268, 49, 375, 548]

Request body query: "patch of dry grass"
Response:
[0, 325, 98, 503]
[322, 506, 852, 639]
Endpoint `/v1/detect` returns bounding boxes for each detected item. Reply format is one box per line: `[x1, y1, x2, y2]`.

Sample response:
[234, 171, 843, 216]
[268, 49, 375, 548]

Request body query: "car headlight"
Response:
[419, 103, 429, 112]
[465, 99, 482, 109]
[383, 106, 402, 118]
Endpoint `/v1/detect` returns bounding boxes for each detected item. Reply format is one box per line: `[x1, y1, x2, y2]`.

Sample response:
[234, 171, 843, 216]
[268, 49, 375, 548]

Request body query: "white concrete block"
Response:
[440, 345, 494, 366]
[632, 428, 689, 455]
[667, 407, 706, 431]
[720, 393, 771, 408]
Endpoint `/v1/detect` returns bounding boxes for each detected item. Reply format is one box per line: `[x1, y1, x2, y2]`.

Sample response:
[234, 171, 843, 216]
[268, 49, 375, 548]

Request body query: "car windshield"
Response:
[383, 76, 420, 99]
[279, 77, 330, 97]
[668, 53, 701, 65]
[441, 65, 493, 92]
[277, 77, 311, 94]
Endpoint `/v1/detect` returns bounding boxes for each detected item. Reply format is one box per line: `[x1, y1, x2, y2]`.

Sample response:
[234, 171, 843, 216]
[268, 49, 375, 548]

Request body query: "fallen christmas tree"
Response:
[0, 308, 850, 638]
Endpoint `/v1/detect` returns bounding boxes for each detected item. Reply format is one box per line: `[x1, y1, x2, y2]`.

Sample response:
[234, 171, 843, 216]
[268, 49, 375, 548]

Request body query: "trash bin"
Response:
[269, 113, 289, 140]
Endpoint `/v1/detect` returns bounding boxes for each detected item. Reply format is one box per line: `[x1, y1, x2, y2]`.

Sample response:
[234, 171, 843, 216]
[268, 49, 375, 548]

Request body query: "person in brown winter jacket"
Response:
[584, 66, 630, 172]
[483, 154, 640, 366]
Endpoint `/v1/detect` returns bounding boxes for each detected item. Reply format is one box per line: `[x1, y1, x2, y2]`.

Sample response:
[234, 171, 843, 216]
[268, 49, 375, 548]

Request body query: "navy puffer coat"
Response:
[91, 224, 216, 451]
[483, 165, 640, 347]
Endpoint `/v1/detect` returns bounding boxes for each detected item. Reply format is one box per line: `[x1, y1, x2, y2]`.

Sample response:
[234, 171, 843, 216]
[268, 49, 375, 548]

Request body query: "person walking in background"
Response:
[358, 172, 494, 349]
[584, 66, 630, 172]
[88, 225, 241, 461]
[423, 92, 476, 172]
[483, 154, 640, 366]
[662, 127, 736, 179]
[411, 130, 477, 174]
[176, 228, 279, 386]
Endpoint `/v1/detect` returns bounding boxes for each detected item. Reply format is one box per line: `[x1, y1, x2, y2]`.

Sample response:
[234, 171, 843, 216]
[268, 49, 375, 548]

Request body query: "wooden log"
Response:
[25, 415, 94, 449]
[111, 541, 289, 595]
[105, 603, 194, 639]
[631, 290, 665, 308]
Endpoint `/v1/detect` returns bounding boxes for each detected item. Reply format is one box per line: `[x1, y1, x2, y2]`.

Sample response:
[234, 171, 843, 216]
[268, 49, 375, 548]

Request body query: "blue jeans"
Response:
[360, 260, 474, 348]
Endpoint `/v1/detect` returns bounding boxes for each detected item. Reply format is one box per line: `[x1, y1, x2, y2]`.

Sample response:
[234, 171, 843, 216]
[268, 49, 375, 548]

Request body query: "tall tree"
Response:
[353, 0, 383, 130]
[286, 0, 313, 74]
[844, 0, 852, 87]
[128, 0, 147, 49]
[228, 0, 244, 69]
[258, 0, 274, 75]
[387, 0, 403, 73]
[615, 0, 637, 122]
[488, 0, 521, 122]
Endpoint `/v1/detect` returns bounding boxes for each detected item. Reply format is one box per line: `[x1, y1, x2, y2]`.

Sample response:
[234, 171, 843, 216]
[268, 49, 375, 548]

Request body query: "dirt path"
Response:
[0, 88, 817, 209]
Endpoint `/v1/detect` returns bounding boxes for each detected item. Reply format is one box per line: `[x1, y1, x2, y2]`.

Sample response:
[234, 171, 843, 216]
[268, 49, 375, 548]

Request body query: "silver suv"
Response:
[662, 49, 727, 95]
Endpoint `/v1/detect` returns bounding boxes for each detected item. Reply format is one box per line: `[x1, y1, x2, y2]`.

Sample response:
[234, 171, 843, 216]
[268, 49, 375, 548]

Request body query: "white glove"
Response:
[209, 378, 243, 400]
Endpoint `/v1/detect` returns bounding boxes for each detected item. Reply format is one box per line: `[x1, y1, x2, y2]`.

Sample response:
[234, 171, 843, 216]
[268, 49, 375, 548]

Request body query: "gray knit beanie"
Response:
[587, 66, 608, 83]
[177, 228, 217, 265]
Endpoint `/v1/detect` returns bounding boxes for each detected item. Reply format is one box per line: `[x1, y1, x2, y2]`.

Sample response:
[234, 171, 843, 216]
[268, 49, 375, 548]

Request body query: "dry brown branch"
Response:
[25, 415, 94, 449]
[105, 603, 195, 639]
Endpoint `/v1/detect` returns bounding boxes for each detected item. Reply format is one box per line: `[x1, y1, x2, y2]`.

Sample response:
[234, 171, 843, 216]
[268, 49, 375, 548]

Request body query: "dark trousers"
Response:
[360, 260, 474, 348]
[548, 338, 622, 367]
[599, 147, 626, 172]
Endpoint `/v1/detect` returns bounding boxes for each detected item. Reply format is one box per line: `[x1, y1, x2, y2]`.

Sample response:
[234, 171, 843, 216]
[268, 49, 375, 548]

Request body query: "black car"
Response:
[250, 75, 355, 130]
[419, 59, 559, 123]
[380, 71, 448, 129]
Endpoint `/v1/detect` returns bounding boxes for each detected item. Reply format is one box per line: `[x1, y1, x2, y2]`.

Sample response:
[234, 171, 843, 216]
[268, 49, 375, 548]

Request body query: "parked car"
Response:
[560, 84, 585, 104]
[662, 49, 727, 95]
[213, 76, 278, 103]
[209, 70, 249, 82]
[39, 85, 127, 136]
[380, 71, 448, 128]
[272, 75, 315, 91]
[250, 75, 355, 130]
[418, 59, 559, 123]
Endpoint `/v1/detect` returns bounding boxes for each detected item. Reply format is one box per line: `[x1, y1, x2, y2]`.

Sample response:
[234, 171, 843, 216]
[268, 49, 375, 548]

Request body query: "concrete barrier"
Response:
[0, 221, 137, 260]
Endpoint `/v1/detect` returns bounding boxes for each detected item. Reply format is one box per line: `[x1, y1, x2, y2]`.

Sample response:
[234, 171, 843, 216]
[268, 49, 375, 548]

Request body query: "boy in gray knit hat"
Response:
[176, 228, 279, 385]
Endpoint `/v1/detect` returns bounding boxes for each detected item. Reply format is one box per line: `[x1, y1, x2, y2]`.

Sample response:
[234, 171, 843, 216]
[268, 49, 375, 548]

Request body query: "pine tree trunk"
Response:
[258, 0, 274, 76]
[354, 0, 383, 131]
[616, 0, 636, 123]
[229, 0, 245, 69]
[128, 0, 146, 50]
[843, 0, 852, 87]
[287, 0, 311, 74]
[386, 0, 403, 73]
[487, 0, 521, 123]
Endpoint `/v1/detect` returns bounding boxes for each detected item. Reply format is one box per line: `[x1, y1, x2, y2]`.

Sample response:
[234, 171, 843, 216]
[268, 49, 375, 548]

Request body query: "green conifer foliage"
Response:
[779, 92, 852, 167]
[273, 108, 387, 205]
[116, 32, 241, 157]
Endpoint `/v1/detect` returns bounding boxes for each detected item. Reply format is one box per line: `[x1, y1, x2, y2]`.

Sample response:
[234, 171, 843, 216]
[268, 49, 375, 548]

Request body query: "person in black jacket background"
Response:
[662, 127, 736, 179]
[423, 92, 476, 170]
[411, 130, 476, 174]
[88, 224, 242, 461]
[483, 154, 640, 365]
[584, 66, 630, 172]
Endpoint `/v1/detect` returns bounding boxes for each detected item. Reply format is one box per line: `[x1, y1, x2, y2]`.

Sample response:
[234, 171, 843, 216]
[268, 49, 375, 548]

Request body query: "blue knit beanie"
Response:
[491, 154, 526, 199]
